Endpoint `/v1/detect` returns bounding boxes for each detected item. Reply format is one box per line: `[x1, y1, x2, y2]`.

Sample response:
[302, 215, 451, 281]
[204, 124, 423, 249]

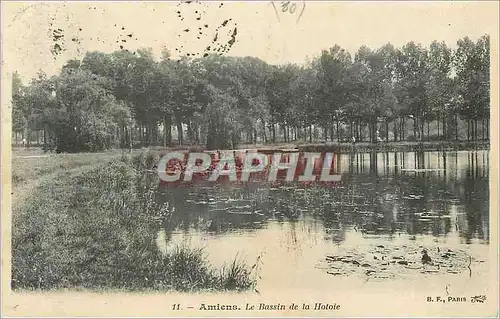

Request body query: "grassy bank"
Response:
[12, 150, 122, 186]
[11, 152, 257, 292]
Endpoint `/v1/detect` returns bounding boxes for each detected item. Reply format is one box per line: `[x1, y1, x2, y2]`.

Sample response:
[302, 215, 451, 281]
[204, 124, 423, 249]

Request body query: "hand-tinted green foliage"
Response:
[12, 155, 257, 291]
[12, 35, 490, 151]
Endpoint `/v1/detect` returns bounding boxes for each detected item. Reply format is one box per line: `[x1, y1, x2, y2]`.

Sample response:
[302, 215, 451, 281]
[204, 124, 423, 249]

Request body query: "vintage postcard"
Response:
[1, 1, 499, 317]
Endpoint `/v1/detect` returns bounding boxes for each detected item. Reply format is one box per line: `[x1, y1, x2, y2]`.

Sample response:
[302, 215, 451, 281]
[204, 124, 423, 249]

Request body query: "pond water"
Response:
[155, 150, 490, 293]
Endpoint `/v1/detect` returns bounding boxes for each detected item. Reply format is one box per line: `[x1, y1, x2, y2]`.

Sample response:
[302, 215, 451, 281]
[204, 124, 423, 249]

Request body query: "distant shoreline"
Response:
[295, 140, 490, 154]
[12, 140, 490, 155]
[155, 140, 490, 154]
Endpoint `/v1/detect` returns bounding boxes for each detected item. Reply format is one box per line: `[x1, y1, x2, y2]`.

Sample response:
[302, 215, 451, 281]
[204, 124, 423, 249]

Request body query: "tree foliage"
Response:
[12, 35, 490, 152]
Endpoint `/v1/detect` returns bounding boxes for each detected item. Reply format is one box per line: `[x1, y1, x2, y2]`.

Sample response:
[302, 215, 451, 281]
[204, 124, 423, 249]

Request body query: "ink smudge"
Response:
[50, 27, 66, 58]
[174, 2, 237, 58]
[227, 28, 237, 47]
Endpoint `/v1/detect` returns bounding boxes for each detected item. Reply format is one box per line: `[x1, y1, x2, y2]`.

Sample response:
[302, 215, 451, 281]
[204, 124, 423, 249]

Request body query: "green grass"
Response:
[11, 150, 127, 186]
[11, 152, 257, 292]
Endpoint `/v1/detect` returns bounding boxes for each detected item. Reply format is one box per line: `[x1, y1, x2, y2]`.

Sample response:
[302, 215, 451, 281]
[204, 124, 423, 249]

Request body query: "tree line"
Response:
[12, 35, 490, 152]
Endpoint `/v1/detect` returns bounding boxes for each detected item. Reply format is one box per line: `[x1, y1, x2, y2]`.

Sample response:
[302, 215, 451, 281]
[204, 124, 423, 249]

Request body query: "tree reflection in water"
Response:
[157, 150, 489, 246]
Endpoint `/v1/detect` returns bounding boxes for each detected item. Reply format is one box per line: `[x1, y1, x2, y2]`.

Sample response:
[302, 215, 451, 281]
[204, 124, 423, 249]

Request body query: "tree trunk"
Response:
[427, 121, 430, 141]
[336, 120, 340, 142]
[150, 125, 154, 146]
[413, 118, 417, 139]
[482, 118, 485, 141]
[471, 120, 474, 141]
[472, 120, 475, 141]
[262, 121, 268, 143]
[176, 119, 183, 145]
[163, 116, 169, 147]
[355, 120, 360, 141]
[129, 125, 133, 148]
[330, 116, 334, 142]
[372, 122, 376, 143]
[442, 117, 446, 139]
[140, 125, 144, 146]
[154, 124, 159, 145]
[368, 122, 372, 143]
[370, 122, 374, 143]
[467, 120, 470, 141]
[186, 121, 194, 144]
[487, 117, 489, 140]
[420, 119, 424, 141]
[385, 120, 389, 142]
[393, 120, 397, 142]
[474, 120, 478, 141]
[402, 118, 406, 141]
[437, 117, 440, 139]
[43, 126, 47, 150]
[399, 118, 403, 141]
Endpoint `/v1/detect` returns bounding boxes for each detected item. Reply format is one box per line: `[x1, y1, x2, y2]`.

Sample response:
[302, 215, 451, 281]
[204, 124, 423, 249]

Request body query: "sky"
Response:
[2, 1, 498, 83]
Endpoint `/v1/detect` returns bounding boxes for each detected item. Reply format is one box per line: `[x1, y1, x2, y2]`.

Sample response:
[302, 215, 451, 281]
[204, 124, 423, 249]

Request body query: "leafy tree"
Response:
[13, 35, 490, 152]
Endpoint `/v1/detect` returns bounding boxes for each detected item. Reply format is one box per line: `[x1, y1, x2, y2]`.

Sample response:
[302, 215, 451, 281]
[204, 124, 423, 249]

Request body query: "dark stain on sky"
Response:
[50, 26, 66, 58]
[52, 29, 64, 41]
[173, 2, 238, 58]
[227, 28, 237, 47]
[110, 25, 138, 51]
[51, 43, 64, 58]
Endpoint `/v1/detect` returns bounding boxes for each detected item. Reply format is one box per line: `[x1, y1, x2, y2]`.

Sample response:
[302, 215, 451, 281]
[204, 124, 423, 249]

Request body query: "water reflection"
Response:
[157, 151, 489, 246]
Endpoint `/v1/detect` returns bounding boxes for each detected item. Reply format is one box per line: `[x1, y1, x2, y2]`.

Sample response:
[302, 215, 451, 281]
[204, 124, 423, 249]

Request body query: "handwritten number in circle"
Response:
[281, 1, 289, 12]
[272, 1, 305, 24]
